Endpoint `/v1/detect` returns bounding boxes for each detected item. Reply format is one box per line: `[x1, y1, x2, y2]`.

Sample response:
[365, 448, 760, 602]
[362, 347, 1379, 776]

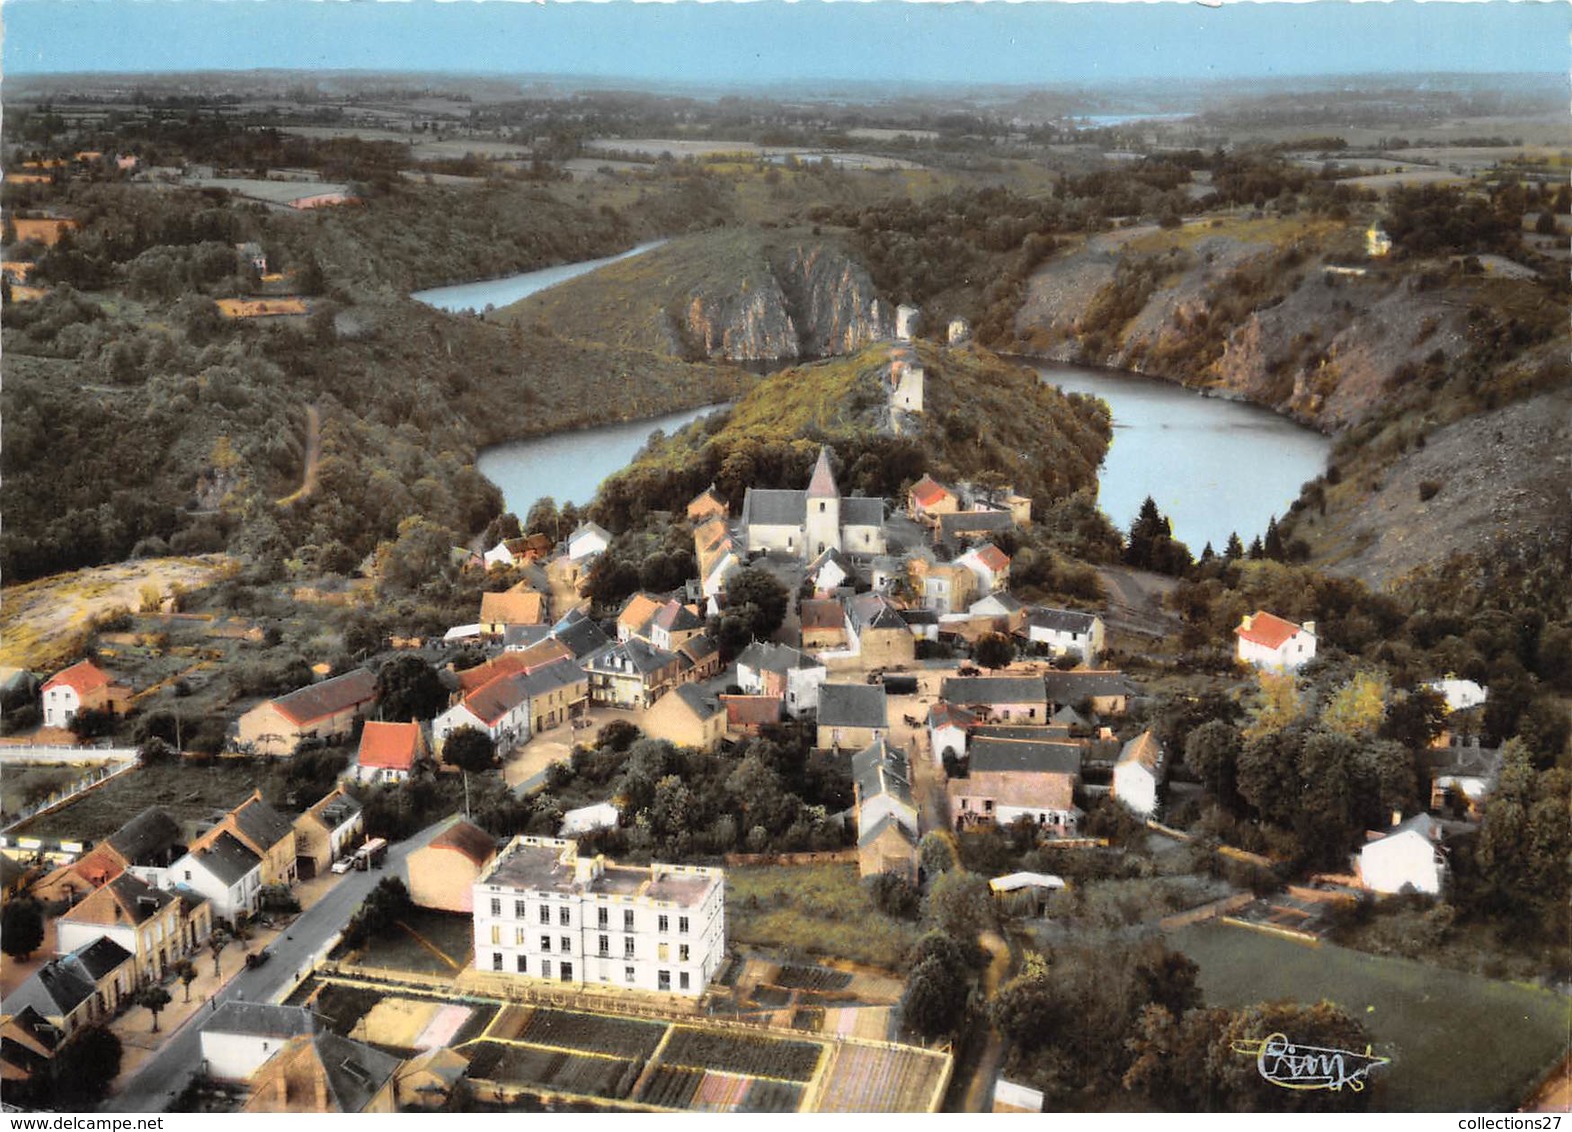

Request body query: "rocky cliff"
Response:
[494, 228, 889, 363]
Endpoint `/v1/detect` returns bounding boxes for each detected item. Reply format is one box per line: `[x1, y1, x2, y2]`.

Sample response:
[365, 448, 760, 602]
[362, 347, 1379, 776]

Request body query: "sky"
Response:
[3, 1, 1566, 86]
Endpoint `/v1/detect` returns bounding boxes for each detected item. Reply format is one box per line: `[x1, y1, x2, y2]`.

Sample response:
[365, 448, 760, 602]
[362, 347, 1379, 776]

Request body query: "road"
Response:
[102, 817, 453, 1113]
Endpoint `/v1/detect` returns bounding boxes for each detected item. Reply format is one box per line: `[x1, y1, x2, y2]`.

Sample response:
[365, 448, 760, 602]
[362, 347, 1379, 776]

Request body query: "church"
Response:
[740, 447, 887, 559]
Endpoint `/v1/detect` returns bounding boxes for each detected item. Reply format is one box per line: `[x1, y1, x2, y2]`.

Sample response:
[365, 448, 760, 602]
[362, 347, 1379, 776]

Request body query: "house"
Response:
[720, 694, 784, 739]
[244, 1031, 401, 1113]
[200, 1002, 317, 1082]
[647, 600, 705, 653]
[676, 633, 723, 685]
[40, 660, 132, 730]
[517, 657, 590, 734]
[642, 684, 726, 751]
[817, 683, 890, 749]
[928, 702, 976, 766]
[1024, 608, 1105, 664]
[293, 786, 364, 879]
[393, 1047, 469, 1110]
[195, 791, 298, 890]
[551, 607, 614, 660]
[916, 563, 977, 616]
[354, 720, 428, 785]
[55, 872, 203, 985]
[566, 521, 612, 563]
[805, 546, 858, 594]
[1043, 670, 1141, 716]
[852, 738, 919, 882]
[956, 543, 1011, 594]
[994, 1079, 1046, 1114]
[471, 836, 725, 996]
[740, 446, 886, 558]
[1424, 740, 1503, 819]
[168, 832, 262, 921]
[1112, 731, 1163, 818]
[895, 304, 919, 340]
[559, 803, 621, 838]
[584, 639, 682, 709]
[900, 607, 940, 642]
[432, 670, 533, 756]
[479, 588, 547, 635]
[110, 806, 188, 885]
[907, 475, 959, 525]
[0, 1006, 64, 1095]
[2, 937, 136, 1036]
[1366, 224, 1393, 257]
[940, 675, 1047, 724]
[968, 592, 1027, 630]
[1358, 813, 1446, 896]
[31, 842, 128, 905]
[406, 819, 496, 913]
[616, 593, 667, 642]
[686, 486, 729, 523]
[234, 668, 377, 757]
[735, 641, 826, 718]
[843, 593, 916, 669]
[800, 597, 849, 651]
[1235, 611, 1317, 673]
[1426, 678, 1488, 713]
[12, 217, 79, 247]
[454, 640, 571, 694]
[950, 736, 1082, 834]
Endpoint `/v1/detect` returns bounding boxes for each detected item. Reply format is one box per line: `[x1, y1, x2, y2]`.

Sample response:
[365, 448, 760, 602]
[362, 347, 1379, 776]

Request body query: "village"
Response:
[0, 356, 1526, 1112]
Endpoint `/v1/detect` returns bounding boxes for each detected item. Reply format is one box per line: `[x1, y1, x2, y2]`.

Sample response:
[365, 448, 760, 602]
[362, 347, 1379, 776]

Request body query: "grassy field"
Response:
[349, 907, 474, 974]
[1170, 922, 1571, 1112]
[726, 862, 920, 970]
[10, 761, 263, 841]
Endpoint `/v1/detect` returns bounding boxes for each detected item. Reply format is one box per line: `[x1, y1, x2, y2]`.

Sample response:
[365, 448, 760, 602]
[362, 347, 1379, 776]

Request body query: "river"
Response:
[420, 250, 1327, 547]
[410, 239, 667, 314]
[1036, 363, 1330, 552]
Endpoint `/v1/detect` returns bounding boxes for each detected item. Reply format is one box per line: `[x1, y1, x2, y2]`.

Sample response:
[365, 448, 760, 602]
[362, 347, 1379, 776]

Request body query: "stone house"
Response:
[641, 684, 726, 751]
[816, 683, 890, 750]
[407, 819, 497, 914]
[234, 668, 377, 757]
[950, 736, 1082, 834]
[40, 659, 132, 730]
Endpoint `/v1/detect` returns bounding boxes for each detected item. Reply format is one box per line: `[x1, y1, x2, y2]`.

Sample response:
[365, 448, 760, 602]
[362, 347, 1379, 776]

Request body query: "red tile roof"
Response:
[1235, 611, 1307, 650]
[272, 669, 377, 726]
[43, 660, 113, 695]
[455, 641, 571, 694]
[909, 475, 952, 508]
[358, 721, 423, 771]
[721, 694, 783, 729]
[426, 820, 496, 867]
[970, 544, 1011, 572]
[806, 446, 839, 498]
[800, 598, 845, 631]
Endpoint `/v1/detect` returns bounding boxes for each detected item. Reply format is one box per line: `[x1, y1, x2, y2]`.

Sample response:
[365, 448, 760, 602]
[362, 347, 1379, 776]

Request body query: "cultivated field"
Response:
[1171, 923, 1571, 1111]
[9, 761, 262, 841]
[726, 863, 921, 969]
[344, 907, 474, 974]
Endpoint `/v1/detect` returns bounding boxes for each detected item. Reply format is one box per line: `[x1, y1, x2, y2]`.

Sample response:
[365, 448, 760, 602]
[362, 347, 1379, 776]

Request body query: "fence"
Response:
[723, 849, 858, 868]
[1, 757, 139, 833]
[1157, 892, 1255, 931]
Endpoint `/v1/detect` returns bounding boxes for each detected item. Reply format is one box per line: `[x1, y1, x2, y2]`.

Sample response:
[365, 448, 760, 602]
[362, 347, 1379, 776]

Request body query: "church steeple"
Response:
[806, 446, 838, 498]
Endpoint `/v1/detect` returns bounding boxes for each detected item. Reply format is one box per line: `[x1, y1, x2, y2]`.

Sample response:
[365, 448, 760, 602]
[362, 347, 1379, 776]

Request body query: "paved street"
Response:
[102, 817, 453, 1113]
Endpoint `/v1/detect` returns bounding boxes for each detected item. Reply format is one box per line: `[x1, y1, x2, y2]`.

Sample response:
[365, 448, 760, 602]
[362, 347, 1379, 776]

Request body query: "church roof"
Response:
[806, 446, 838, 498]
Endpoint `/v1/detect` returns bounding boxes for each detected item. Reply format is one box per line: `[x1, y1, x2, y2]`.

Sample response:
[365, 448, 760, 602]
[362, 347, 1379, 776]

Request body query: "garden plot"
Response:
[816, 1042, 951, 1112]
[465, 1041, 640, 1101]
[660, 1028, 823, 1081]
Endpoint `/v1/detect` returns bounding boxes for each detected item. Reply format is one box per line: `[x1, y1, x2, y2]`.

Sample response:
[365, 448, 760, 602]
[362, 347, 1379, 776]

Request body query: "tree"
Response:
[865, 872, 921, 920]
[900, 955, 968, 1038]
[923, 869, 993, 940]
[525, 496, 561, 541]
[52, 1024, 123, 1104]
[443, 726, 497, 774]
[138, 736, 177, 765]
[139, 985, 172, 1032]
[1212, 1001, 1377, 1111]
[974, 632, 1015, 671]
[176, 959, 198, 1003]
[375, 655, 448, 722]
[1184, 719, 1242, 805]
[724, 567, 790, 641]
[208, 928, 230, 976]
[0, 899, 45, 961]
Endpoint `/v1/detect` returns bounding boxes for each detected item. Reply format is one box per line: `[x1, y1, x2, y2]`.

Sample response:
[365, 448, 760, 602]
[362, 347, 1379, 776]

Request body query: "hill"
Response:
[491, 228, 890, 363]
[590, 339, 1111, 530]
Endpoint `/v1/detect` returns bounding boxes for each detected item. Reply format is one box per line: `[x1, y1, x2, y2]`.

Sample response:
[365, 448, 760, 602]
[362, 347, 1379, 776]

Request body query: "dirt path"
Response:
[276, 402, 323, 507]
[959, 929, 1013, 1112]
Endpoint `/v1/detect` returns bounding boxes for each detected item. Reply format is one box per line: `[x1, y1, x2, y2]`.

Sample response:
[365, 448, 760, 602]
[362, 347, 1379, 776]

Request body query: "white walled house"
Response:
[1359, 814, 1446, 896]
[956, 543, 1010, 594]
[566, 522, 612, 563]
[1025, 608, 1105, 664]
[928, 703, 975, 767]
[1235, 611, 1317, 672]
[472, 837, 725, 997]
[1426, 678, 1488, 713]
[200, 1003, 316, 1082]
[1112, 731, 1163, 818]
[169, 833, 263, 921]
[432, 675, 531, 755]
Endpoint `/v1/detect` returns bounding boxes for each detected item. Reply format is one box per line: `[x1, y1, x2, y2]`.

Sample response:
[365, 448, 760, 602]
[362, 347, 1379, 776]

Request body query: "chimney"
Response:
[1302, 620, 1316, 636]
[1241, 615, 1253, 632]
[1391, 809, 1403, 828]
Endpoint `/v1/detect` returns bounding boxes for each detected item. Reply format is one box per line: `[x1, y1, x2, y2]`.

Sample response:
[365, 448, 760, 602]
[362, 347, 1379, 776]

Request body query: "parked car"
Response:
[331, 858, 355, 874]
[245, 948, 272, 969]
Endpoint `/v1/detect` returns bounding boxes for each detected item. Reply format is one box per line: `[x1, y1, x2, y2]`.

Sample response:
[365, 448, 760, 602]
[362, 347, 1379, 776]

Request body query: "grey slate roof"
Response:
[194, 832, 262, 886]
[203, 1001, 316, 1039]
[1043, 671, 1141, 703]
[938, 510, 1014, 541]
[587, 639, 679, 677]
[67, 936, 134, 981]
[673, 683, 724, 720]
[852, 737, 914, 809]
[3, 959, 96, 1020]
[969, 736, 1084, 777]
[842, 497, 885, 527]
[516, 656, 587, 699]
[502, 624, 553, 651]
[313, 792, 363, 831]
[857, 811, 918, 851]
[107, 806, 185, 866]
[973, 725, 1065, 742]
[232, 797, 296, 851]
[818, 683, 889, 731]
[552, 608, 613, 659]
[272, 668, 376, 726]
[741, 488, 807, 528]
[1027, 607, 1100, 634]
[941, 675, 1046, 706]
[848, 593, 905, 633]
[972, 593, 1024, 615]
[315, 1030, 402, 1112]
[736, 641, 817, 676]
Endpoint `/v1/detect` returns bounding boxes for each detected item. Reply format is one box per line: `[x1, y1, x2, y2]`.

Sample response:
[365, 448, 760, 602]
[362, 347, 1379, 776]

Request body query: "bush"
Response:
[864, 872, 921, 920]
[1418, 480, 1441, 502]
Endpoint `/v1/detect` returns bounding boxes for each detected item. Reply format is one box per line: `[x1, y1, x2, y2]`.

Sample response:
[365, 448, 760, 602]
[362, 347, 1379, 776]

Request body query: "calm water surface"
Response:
[1037, 363, 1330, 551]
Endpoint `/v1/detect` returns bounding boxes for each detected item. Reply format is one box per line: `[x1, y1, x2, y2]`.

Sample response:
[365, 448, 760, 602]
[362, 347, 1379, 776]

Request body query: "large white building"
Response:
[740, 446, 886, 559]
[472, 837, 725, 997]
